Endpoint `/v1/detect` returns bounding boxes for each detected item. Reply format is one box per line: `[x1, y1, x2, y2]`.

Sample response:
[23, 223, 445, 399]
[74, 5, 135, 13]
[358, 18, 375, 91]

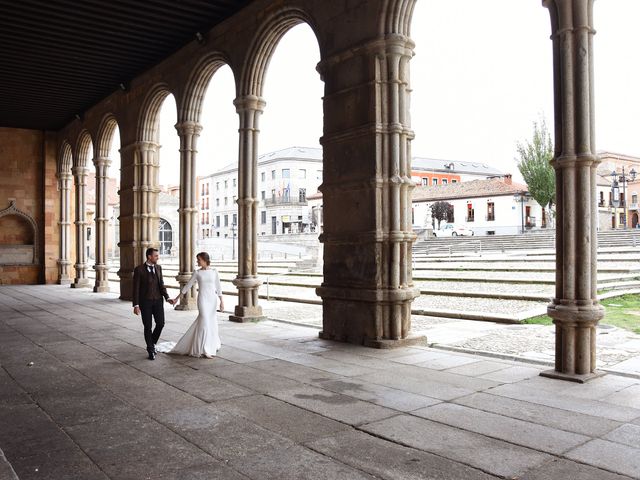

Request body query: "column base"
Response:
[175, 299, 198, 311]
[229, 305, 266, 323]
[319, 331, 428, 349]
[540, 369, 606, 384]
[93, 284, 111, 293]
[58, 278, 72, 285]
[71, 279, 91, 289]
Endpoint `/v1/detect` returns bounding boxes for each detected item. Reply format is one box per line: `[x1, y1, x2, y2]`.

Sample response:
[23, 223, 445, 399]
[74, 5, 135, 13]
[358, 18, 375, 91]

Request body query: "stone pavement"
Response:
[1, 285, 640, 480]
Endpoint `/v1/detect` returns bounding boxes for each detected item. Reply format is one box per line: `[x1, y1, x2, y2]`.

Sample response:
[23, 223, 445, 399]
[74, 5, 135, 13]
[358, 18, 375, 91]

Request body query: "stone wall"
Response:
[0, 127, 59, 284]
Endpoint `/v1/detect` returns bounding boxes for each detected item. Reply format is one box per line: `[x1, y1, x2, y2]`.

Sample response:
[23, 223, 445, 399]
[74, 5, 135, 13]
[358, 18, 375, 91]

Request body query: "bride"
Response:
[157, 252, 224, 358]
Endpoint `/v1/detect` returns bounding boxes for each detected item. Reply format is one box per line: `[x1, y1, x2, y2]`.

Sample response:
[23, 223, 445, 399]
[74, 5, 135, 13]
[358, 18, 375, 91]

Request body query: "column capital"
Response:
[119, 141, 160, 153]
[93, 156, 112, 168]
[174, 121, 203, 137]
[233, 95, 266, 114]
[71, 165, 89, 178]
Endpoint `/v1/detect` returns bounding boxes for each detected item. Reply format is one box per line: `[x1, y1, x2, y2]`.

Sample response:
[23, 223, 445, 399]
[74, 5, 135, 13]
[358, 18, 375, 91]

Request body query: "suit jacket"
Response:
[132, 263, 169, 307]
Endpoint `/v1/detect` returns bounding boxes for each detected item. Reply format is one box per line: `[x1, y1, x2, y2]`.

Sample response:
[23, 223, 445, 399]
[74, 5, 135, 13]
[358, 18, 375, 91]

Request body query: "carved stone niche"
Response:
[0, 200, 39, 265]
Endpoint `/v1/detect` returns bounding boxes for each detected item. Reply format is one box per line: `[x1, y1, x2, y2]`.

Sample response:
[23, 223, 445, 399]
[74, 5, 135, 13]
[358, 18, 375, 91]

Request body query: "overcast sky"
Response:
[106, 0, 640, 187]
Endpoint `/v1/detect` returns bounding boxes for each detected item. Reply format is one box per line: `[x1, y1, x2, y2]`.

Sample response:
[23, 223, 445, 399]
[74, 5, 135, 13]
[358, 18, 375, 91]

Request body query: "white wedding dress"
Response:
[156, 268, 223, 357]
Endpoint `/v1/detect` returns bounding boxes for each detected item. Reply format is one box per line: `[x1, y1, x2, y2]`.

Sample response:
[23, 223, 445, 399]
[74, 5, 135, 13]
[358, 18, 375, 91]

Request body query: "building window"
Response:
[261, 211, 267, 224]
[271, 189, 276, 201]
[299, 169, 306, 179]
[233, 195, 237, 204]
[158, 218, 172, 255]
[206, 197, 209, 209]
[261, 172, 266, 182]
[487, 202, 495, 221]
[466, 203, 475, 222]
[299, 188, 306, 202]
[201, 199, 205, 210]
[432, 178, 438, 186]
[599, 191, 605, 207]
[452, 179, 458, 184]
[216, 216, 220, 228]
[201, 213, 205, 224]
[206, 183, 210, 195]
[201, 185, 205, 196]
[232, 213, 237, 226]
[216, 182, 219, 191]
[261, 191, 266, 200]
[442, 179, 448, 185]
[272, 170, 276, 180]
[422, 178, 428, 186]
[216, 198, 220, 207]
[232, 178, 236, 187]
[224, 215, 229, 227]
[282, 168, 290, 179]
[224, 180, 228, 189]
[224, 197, 228, 206]
[633, 194, 638, 204]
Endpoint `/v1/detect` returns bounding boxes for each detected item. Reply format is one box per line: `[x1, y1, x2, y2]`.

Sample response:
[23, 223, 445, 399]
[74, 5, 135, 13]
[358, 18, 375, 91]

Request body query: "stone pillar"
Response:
[71, 165, 91, 288]
[93, 156, 112, 292]
[315, 36, 422, 348]
[175, 121, 202, 310]
[56, 172, 72, 285]
[118, 141, 160, 300]
[229, 96, 266, 323]
[541, 0, 604, 382]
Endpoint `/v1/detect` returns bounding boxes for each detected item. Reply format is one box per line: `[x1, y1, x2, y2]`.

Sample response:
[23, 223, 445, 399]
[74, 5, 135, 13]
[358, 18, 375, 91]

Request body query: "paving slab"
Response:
[0, 448, 18, 480]
[216, 394, 350, 443]
[444, 359, 513, 376]
[454, 392, 621, 437]
[361, 414, 552, 478]
[604, 424, 640, 449]
[411, 402, 590, 454]
[520, 458, 634, 480]
[204, 363, 306, 393]
[603, 384, 640, 409]
[565, 439, 640, 479]
[306, 430, 498, 480]
[270, 384, 398, 426]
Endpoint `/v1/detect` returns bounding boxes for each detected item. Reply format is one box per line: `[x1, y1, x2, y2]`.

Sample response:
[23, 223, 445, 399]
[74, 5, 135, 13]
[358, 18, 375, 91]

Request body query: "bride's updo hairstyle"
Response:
[196, 252, 211, 266]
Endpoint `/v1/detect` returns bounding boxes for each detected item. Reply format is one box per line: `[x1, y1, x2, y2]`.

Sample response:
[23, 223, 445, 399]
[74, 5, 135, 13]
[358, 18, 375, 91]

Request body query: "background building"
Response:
[596, 151, 640, 230]
[411, 157, 504, 186]
[198, 146, 323, 239]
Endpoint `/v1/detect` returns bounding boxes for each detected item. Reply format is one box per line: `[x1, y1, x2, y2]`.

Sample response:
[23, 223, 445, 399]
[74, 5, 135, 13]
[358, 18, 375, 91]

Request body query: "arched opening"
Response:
[158, 218, 173, 255]
[250, 19, 324, 324]
[72, 130, 94, 288]
[0, 201, 39, 285]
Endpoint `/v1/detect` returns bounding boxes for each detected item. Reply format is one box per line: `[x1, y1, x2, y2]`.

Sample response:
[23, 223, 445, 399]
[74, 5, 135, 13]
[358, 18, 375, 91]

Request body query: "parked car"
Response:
[433, 223, 474, 237]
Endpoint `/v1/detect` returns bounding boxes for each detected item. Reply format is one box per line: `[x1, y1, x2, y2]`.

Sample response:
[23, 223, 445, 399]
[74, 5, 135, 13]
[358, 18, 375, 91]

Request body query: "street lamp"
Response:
[513, 191, 531, 234]
[611, 167, 637, 229]
[231, 218, 237, 260]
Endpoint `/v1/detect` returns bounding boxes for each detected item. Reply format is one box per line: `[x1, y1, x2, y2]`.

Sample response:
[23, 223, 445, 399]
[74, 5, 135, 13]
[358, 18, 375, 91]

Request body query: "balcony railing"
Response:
[264, 197, 308, 207]
[630, 203, 639, 211]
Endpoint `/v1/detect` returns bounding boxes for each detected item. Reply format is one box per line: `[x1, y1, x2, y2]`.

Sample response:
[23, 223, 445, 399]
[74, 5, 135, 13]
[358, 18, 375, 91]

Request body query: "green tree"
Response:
[516, 119, 556, 227]
[431, 201, 454, 229]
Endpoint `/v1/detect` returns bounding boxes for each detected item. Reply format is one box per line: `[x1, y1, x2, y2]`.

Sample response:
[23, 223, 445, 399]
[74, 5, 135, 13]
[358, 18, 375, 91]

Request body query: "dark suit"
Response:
[133, 263, 170, 353]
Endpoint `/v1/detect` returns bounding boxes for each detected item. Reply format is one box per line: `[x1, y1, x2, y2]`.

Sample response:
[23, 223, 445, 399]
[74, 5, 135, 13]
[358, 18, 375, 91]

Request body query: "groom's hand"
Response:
[133, 306, 140, 316]
[167, 299, 175, 305]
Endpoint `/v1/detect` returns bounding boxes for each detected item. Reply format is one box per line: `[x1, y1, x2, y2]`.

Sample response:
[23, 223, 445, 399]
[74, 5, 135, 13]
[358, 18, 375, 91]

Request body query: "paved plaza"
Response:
[1, 285, 640, 479]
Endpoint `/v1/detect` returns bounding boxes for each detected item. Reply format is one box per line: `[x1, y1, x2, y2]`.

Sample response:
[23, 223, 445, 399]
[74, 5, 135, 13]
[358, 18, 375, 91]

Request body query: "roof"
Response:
[202, 146, 323, 178]
[0, 0, 252, 130]
[412, 178, 528, 203]
[412, 157, 504, 176]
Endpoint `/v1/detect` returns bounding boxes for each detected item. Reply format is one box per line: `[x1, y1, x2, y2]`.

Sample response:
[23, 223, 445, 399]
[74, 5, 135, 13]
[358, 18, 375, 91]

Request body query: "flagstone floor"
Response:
[1, 285, 639, 480]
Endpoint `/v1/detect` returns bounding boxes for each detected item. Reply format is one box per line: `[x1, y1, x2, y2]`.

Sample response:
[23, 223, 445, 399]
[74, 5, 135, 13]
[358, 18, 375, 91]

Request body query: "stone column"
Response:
[315, 36, 421, 348]
[93, 156, 112, 292]
[175, 121, 202, 310]
[541, 0, 604, 382]
[229, 95, 266, 322]
[118, 141, 160, 300]
[56, 172, 72, 284]
[71, 165, 91, 288]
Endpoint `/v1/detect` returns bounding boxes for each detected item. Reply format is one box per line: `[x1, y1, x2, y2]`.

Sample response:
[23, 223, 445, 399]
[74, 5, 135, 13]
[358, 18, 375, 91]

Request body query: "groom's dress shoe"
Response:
[148, 351, 156, 360]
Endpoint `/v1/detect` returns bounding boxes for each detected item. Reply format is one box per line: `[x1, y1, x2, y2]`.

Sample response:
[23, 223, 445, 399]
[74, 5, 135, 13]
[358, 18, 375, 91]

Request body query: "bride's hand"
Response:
[219, 298, 224, 312]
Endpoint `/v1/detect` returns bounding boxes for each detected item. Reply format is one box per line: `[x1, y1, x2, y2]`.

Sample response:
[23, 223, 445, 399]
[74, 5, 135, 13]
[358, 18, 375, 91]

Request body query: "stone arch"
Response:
[137, 83, 174, 143]
[179, 52, 235, 124]
[58, 140, 73, 176]
[95, 113, 120, 158]
[239, 7, 321, 98]
[0, 200, 39, 264]
[380, 0, 417, 36]
[74, 130, 94, 168]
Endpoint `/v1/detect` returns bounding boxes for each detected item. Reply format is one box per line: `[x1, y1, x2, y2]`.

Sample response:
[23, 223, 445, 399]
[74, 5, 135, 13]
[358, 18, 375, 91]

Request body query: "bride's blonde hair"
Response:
[196, 252, 211, 266]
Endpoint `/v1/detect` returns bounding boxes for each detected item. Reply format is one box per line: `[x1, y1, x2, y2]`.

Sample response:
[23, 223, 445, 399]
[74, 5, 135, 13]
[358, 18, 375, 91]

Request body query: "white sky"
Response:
[112, 0, 640, 187]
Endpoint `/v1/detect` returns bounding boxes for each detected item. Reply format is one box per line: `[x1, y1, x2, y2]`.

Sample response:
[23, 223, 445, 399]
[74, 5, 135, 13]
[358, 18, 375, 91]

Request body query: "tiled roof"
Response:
[412, 178, 528, 203]
[412, 157, 504, 176]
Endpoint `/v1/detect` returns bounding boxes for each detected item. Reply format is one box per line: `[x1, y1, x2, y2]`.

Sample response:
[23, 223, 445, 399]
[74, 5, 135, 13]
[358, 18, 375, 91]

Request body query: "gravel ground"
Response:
[412, 294, 544, 314]
[413, 261, 639, 271]
[415, 280, 553, 295]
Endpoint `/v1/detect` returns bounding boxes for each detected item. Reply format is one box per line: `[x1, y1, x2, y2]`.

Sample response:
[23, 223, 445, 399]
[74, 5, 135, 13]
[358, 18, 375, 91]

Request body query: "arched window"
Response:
[158, 218, 172, 255]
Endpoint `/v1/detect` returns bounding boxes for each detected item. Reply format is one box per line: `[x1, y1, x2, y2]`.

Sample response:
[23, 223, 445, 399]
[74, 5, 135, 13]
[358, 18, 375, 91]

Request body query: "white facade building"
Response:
[595, 151, 640, 230]
[197, 147, 323, 239]
[412, 177, 546, 236]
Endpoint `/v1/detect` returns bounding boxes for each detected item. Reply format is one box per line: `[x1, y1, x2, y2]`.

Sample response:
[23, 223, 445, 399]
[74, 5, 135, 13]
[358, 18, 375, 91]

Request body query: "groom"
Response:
[132, 247, 174, 360]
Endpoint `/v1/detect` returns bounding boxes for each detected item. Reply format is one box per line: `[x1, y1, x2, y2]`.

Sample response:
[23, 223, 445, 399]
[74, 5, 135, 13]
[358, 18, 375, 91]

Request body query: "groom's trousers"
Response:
[140, 299, 165, 353]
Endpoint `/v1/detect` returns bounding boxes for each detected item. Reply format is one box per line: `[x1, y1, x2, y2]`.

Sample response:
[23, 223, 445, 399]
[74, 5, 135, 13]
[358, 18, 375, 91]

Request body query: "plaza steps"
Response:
[413, 229, 640, 256]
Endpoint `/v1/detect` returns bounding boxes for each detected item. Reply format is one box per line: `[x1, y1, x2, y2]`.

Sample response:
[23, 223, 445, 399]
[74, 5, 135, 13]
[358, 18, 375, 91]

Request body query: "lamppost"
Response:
[513, 191, 531, 234]
[611, 167, 637, 229]
[231, 218, 237, 260]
